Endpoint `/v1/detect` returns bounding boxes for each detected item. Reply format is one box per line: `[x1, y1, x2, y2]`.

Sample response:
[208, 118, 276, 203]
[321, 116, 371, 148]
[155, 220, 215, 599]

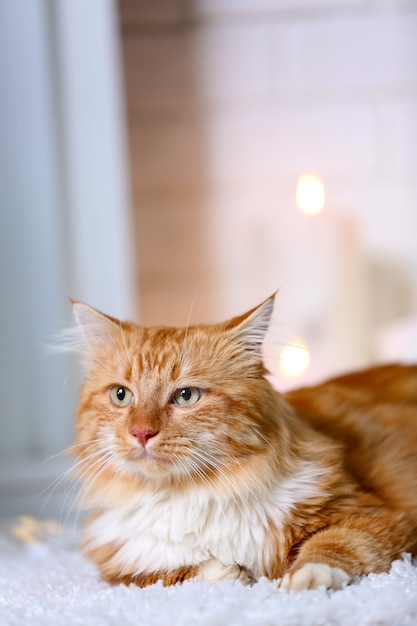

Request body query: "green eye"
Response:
[110, 385, 133, 407]
[173, 387, 202, 407]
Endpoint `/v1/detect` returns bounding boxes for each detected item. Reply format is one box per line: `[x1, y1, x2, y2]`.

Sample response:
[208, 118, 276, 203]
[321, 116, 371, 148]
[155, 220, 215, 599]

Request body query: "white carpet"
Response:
[1, 519, 417, 626]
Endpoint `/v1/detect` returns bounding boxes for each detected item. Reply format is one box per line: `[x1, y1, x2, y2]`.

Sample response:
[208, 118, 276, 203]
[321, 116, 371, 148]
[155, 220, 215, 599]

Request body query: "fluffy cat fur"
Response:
[70, 295, 417, 591]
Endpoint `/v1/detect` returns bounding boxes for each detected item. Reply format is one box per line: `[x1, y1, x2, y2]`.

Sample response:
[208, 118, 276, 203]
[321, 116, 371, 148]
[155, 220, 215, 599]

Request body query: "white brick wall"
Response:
[195, 0, 372, 15]
[202, 103, 376, 182]
[269, 14, 417, 94]
[120, 0, 417, 376]
[196, 21, 270, 100]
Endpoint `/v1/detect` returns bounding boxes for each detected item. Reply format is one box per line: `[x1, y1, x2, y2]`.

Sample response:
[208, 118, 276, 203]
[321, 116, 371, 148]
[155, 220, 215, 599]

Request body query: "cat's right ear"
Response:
[225, 292, 276, 356]
[71, 301, 119, 350]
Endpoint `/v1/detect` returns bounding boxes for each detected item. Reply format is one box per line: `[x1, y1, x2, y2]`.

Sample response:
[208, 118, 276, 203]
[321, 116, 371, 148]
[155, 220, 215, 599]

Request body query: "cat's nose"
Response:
[131, 427, 158, 448]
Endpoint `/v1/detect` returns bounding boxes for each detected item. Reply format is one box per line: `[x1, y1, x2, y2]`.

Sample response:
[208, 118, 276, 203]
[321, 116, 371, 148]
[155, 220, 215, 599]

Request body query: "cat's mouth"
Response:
[124, 445, 171, 477]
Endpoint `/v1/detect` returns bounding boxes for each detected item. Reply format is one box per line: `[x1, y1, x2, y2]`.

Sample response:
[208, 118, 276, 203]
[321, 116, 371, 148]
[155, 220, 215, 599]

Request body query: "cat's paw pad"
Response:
[280, 563, 351, 591]
[198, 558, 252, 585]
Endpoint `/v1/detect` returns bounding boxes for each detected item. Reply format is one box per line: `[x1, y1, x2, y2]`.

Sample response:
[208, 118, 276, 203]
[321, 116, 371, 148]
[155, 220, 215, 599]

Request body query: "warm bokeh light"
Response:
[279, 338, 310, 378]
[296, 173, 325, 215]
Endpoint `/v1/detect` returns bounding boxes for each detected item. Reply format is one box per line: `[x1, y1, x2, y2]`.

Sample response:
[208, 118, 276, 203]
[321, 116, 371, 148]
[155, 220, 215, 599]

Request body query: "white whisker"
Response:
[74, 450, 116, 516]
[40, 438, 105, 464]
[173, 453, 227, 519]
[119, 320, 133, 367]
[38, 436, 116, 530]
[179, 288, 199, 366]
[178, 442, 247, 517]
[36, 441, 108, 515]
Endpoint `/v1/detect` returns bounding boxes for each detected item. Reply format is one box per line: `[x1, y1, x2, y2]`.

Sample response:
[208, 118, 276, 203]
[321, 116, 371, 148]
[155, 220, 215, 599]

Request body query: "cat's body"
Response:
[71, 296, 417, 591]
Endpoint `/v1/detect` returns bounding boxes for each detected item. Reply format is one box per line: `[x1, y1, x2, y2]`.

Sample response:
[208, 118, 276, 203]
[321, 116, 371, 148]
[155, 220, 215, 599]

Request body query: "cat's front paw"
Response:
[198, 558, 253, 585]
[280, 563, 351, 591]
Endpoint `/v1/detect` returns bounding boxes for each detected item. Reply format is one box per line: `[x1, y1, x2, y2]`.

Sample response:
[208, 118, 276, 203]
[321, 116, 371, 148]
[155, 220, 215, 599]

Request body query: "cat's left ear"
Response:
[225, 292, 276, 354]
[71, 301, 120, 350]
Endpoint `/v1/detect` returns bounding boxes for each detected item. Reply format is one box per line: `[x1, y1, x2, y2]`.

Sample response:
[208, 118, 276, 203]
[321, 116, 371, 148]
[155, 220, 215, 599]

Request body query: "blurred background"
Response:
[1, 0, 416, 519]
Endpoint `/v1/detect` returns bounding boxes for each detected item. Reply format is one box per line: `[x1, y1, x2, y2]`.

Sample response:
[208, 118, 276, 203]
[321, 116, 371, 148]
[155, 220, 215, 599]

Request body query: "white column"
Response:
[52, 0, 136, 320]
[0, 0, 72, 460]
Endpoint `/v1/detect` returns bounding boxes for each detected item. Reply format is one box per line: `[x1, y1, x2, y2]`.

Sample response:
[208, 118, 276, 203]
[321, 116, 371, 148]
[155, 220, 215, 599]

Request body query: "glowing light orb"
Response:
[296, 173, 325, 215]
[279, 338, 310, 378]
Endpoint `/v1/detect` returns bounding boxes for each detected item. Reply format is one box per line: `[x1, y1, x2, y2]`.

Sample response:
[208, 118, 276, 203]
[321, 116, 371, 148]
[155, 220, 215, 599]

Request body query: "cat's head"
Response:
[71, 295, 283, 494]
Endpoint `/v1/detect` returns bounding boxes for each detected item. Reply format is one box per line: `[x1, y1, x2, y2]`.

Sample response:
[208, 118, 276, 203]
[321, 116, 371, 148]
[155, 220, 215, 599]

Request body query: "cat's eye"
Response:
[172, 387, 202, 407]
[109, 385, 134, 407]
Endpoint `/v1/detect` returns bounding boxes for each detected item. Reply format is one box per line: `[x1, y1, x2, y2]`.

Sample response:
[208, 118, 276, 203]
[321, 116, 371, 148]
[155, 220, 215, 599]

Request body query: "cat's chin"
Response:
[123, 449, 174, 480]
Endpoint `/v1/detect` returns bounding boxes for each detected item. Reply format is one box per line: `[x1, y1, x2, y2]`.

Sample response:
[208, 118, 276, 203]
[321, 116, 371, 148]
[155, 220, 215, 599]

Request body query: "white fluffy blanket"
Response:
[1, 519, 417, 626]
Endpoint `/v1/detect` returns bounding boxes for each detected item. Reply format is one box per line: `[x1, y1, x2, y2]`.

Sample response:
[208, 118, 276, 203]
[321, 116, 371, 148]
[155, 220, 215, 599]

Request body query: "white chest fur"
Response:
[83, 462, 325, 578]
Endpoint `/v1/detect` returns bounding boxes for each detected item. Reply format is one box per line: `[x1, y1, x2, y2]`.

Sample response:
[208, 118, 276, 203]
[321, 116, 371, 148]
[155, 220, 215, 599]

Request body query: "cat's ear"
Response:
[71, 301, 119, 350]
[225, 292, 276, 353]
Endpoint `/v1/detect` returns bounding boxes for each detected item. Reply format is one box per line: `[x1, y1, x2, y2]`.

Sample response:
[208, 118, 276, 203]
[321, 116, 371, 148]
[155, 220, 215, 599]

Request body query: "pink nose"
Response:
[130, 427, 157, 448]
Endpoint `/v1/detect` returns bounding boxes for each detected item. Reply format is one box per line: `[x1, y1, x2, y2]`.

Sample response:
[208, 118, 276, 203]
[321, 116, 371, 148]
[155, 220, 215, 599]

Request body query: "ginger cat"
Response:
[70, 295, 417, 591]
